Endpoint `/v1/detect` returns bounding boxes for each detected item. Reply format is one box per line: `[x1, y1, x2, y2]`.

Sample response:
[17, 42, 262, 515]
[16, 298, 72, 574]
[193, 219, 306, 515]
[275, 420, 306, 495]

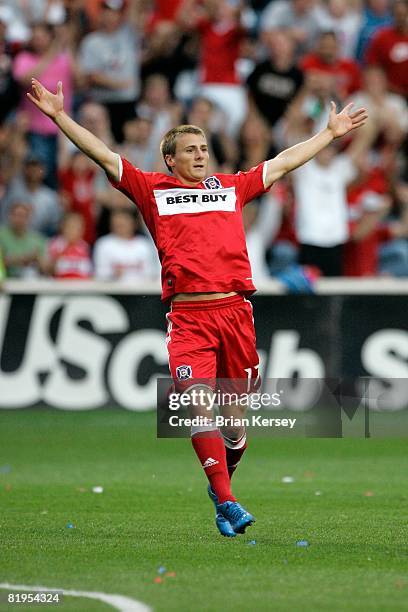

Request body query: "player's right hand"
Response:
[27, 79, 64, 120]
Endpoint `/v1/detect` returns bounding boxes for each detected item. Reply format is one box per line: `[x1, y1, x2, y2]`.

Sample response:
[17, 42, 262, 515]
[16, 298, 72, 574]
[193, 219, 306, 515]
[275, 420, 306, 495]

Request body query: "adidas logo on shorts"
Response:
[203, 457, 219, 468]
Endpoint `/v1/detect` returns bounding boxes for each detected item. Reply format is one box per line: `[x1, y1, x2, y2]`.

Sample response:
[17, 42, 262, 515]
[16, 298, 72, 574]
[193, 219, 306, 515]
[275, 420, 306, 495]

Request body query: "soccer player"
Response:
[28, 78, 367, 537]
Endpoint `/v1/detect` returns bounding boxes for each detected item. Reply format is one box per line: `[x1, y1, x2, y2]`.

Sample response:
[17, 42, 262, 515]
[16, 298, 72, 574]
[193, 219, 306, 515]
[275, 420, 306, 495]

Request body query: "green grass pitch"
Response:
[1, 408, 407, 611]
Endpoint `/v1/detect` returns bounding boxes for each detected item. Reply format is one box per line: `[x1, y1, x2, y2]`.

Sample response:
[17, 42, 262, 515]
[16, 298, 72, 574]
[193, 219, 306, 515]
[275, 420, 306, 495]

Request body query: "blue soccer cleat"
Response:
[207, 485, 236, 538]
[216, 500, 255, 534]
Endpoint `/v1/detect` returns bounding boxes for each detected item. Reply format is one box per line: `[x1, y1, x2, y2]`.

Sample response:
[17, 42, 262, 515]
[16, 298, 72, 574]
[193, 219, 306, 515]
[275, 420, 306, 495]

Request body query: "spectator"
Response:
[236, 113, 275, 170]
[148, 0, 184, 27]
[247, 29, 304, 128]
[1, 153, 61, 236]
[291, 115, 378, 276]
[58, 148, 97, 245]
[79, 0, 141, 142]
[283, 67, 338, 137]
[0, 2, 31, 44]
[300, 31, 361, 100]
[74, 100, 117, 236]
[186, 96, 236, 172]
[378, 180, 408, 276]
[136, 74, 182, 153]
[46, 1, 90, 49]
[94, 174, 133, 238]
[0, 113, 29, 191]
[365, 0, 408, 97]
[179, 0, 248, 137]
[119, 116, 160, 172]
[260, 0, 320, 57]
[48, 212, 92, 279]
[314, 0, 362, 58]
[77, 100, 116, 149]
[344, 165, 393, 276]
[0, 16, 20, 123]
[93, 208, 159, 281]
[2, 0, 49, 27]
[349, 65, 408, 145]
[0, 201, 47, 277]
[13, 22, 75, 186]
[355, 0, 392, 63]
[141, 20, 197, 94]
[345, 163, 408, 279]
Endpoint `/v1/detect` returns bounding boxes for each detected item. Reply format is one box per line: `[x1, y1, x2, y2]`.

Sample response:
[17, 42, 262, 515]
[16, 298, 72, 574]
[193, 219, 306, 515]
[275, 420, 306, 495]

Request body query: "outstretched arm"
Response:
[263, 102, 368, 189]
[27, 79, 120, 181]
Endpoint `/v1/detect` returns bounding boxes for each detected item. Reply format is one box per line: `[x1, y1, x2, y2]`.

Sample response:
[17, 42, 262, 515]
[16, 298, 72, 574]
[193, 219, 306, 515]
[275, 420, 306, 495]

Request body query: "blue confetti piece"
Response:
[248, 540, 256, 545]
[66, 522, 75, 529]
[157, 566, 166, 575]
[296, 540, 309, 547]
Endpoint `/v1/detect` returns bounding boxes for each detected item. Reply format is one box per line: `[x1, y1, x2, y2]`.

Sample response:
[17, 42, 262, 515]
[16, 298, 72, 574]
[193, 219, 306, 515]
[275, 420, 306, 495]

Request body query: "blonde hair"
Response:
[160, 125, 206, 172]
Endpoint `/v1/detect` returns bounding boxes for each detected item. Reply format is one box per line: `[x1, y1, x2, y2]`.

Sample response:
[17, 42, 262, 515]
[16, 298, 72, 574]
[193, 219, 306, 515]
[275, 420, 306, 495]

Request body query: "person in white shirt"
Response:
[315, 0, 362, 58]
[93, 209, 159, 282]
[292, 117, 378, 275]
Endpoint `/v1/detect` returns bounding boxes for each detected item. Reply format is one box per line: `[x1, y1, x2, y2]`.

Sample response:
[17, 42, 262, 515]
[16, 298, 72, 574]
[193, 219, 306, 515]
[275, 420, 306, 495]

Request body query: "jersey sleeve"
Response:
[234, 162, 269, 207]
[108, 156, 152, 218]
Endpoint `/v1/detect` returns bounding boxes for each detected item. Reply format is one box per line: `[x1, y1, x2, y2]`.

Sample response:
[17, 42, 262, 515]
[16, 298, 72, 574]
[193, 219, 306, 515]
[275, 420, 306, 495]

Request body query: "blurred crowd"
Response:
[0, 0, 407, 286]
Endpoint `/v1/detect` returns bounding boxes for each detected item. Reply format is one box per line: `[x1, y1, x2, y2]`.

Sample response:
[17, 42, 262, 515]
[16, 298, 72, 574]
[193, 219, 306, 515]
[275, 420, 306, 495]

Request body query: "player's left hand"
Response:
[328, 101, 368, 139]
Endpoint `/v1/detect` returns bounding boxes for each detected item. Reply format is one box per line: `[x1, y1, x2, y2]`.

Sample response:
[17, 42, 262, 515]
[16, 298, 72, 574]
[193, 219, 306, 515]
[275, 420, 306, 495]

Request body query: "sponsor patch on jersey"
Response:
[154, 187, 236, 216]
[203, 176, 222, 190]
[176, 365, 192, 381]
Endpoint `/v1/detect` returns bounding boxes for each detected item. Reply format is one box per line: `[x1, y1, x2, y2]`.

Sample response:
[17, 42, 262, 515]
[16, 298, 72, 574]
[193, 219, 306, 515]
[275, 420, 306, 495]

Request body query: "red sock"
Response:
[225, 441, 247, 480]
[191, 430, 236, 503]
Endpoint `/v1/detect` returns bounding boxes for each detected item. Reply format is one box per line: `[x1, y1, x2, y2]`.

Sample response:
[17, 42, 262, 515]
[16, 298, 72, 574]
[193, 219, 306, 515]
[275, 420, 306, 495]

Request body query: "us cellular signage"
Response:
[0, 293, 407, 410]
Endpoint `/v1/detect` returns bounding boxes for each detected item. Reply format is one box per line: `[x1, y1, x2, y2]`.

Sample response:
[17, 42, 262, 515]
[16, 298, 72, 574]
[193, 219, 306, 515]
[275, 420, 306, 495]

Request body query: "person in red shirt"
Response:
[147, 0, 184, 29]
[365, 0, 408, 96]
[344, 166, 391, 276]
[28, 77, 367, 538]
[59, 151, 97, 244]
[179, 0, 247, 136]
[48, 212, 92, 279]
[301, 30, 361, 100]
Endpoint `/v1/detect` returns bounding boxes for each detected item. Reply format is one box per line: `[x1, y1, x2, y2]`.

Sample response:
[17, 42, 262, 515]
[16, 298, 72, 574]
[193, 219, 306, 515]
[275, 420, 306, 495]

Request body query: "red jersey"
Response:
[300, 54, 361, 97]
[366, 27, 408, 95]
[343, 168, 389, 276]
[147, 0, 183, 30]
[109, 158, 269, 301]
[59, 167, 96, 244]
[197, 18, 244, 84]
[48, 237, 92, 279]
